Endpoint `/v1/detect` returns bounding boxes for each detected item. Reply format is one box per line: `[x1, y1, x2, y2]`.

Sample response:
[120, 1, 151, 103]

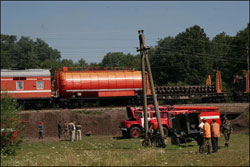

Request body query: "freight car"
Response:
[53, 67, 151, 108]
[156, 71, 250, 103]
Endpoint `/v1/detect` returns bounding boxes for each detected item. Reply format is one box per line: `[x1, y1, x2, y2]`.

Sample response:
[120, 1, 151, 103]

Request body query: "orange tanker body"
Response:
[55, 67, 151, 99]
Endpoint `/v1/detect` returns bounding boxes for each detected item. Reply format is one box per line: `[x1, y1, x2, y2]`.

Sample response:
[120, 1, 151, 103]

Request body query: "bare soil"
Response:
[20, 103, 249, 141]
[20, 107, 127, 139]
[231, 107, 249, 133]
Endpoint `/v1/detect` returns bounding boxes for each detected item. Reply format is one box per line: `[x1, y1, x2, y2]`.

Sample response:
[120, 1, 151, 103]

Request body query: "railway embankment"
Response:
[19, 103, 249, 139]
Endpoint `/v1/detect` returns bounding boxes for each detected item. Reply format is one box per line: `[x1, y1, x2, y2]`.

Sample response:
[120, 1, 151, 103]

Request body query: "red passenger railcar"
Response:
[1, 69, 52, 109]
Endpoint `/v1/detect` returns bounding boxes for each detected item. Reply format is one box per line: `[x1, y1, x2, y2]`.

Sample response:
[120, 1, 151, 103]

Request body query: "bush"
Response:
[1, 94, 24, 155]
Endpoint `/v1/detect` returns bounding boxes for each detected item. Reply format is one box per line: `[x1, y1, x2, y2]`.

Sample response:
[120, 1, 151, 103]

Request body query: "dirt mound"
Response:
[20, 107, 127, 139]
[20, 103, 249, 139]
[231, 107, 249, 133]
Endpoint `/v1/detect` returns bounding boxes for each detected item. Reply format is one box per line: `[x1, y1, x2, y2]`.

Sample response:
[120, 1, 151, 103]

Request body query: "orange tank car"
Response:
[55, 67, 151, 98]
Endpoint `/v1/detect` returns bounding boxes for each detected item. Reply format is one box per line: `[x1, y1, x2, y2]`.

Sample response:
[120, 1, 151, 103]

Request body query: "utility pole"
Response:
[138, 30, 165, 147]
[247, 46, 249, 71]
[139, 30, 148, 141]
[245, 46, 249, 93]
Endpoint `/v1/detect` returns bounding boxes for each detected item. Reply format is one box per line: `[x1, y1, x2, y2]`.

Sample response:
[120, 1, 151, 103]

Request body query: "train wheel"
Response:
[33, 103, 43, 110]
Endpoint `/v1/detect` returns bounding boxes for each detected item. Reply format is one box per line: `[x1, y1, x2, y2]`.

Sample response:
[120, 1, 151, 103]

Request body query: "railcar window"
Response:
[13, 77, 26, 80]
[36, 80, 44, 89]
[16, 81, 24, 90]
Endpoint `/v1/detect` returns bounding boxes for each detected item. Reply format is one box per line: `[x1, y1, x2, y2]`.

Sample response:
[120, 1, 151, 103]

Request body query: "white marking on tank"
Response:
[1, 90, 51, 93]
[200, 116, 220, 119]
[65, 88, 142, 92]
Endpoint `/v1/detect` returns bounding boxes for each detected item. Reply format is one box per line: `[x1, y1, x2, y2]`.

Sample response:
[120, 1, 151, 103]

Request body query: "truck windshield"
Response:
[160, 112, 167, 118]
[135, 112, 143, 118]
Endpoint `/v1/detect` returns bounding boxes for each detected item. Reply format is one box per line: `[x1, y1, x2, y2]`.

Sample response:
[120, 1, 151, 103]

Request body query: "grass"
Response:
[1, 133, 249, 166]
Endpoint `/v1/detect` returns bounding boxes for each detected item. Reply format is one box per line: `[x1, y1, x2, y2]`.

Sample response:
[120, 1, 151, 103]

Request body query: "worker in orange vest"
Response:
[201, 118, 212, 154]
[211, 119, 220, 153]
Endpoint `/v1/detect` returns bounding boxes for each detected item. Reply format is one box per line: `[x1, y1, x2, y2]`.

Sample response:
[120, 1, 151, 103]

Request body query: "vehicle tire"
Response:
[122, 130, 128, 138]
[142, 139, 151, 147]
[129, 127, 142, 138]
[163, 127, 169, 137]
[156, 138, 166, 148]
[171, 135, 180, 146]
[157, 127, 169, 138]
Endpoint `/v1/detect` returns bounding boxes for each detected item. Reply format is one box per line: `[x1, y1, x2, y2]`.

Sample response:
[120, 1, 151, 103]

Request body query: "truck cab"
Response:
[120, 105, 156, 138]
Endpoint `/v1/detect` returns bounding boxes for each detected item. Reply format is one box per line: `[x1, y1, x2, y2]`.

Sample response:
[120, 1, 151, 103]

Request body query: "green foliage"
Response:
[1, 23, 249, 90]
[78, 58, 88, 68]
[101, 52, 140, 70]
[1, 94, 24, 155]
[150, 25, 213, 86]
[150, 24, 249, 90]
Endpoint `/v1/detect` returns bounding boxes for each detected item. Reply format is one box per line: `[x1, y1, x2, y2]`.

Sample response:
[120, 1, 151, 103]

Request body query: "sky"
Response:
[1, 1, 249, 64]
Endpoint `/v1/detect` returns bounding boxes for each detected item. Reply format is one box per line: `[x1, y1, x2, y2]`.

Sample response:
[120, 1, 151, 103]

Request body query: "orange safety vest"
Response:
[203, 122, 211, 138]
[211, 122, 220, 138]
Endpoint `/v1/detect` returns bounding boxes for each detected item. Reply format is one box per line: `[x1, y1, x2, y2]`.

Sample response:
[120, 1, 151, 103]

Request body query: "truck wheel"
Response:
[156, 138, 166, 148]
[142, 139, 151, 147]
[122, 130, 128, 138]
[163, 127, 169, 137]
[129, 127, 142, 138]
[157, 127, 169, 138]
[171, 135, 180, 146]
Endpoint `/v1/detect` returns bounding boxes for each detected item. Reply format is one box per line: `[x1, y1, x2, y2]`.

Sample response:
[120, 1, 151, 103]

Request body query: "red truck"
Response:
[119, 105, 221, 141]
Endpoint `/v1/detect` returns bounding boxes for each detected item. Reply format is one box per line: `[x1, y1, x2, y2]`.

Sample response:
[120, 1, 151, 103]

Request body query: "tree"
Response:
[60, 59, 75, 68]
[1, 34, 17, 69]
[1, 95, 24, 155]
[150, 25, 212, 86]
[101, 52, 140, 69]
[78, 58, 88, 68]
[210, 32, 234, 90]
[13, 37, 40, 68]
[229, 23, 249, 76]
[0, 34, 62, 69]
[150, 36, 178, 85]
[34, 38, 61, 64]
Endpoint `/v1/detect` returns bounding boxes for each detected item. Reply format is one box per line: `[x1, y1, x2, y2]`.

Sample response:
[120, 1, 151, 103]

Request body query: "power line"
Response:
[53, 46, 136, 49]
[155, 47, 246, 61]
[149, 50, 246, 64]
[173, 36, 247, 49]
